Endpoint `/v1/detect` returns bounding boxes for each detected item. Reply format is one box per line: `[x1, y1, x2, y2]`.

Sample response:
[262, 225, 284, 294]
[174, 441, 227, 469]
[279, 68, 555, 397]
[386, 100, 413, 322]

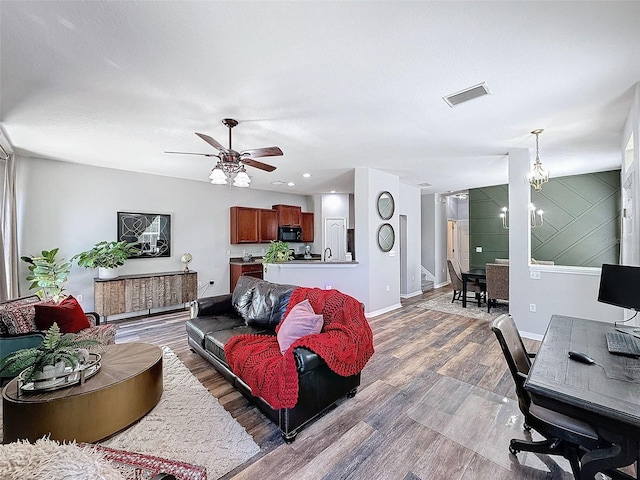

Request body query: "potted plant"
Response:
[0, 323, 101, 386]
[262, 240, 294, 272]
[21, 248, 71, 303]
[72, 240, 140, 279]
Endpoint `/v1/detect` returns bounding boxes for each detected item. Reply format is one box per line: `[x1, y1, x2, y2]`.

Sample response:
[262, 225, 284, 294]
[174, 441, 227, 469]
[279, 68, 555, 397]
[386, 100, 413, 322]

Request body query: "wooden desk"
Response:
[461, 268, 486, 308]
[525, 315, 640, 479]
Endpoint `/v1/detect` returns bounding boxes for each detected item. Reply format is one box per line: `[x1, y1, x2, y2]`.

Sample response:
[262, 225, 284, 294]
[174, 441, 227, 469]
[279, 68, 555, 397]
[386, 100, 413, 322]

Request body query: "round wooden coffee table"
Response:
[2, 343, 163, 443]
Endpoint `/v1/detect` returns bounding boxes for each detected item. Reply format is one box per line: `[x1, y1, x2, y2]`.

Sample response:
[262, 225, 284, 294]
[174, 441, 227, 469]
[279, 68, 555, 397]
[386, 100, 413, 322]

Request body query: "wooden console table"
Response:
[94, 271, 197, 318]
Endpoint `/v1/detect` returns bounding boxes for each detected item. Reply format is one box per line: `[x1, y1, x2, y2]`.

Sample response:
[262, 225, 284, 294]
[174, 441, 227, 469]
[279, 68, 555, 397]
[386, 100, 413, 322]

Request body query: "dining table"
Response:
[460, 267, 486, 308]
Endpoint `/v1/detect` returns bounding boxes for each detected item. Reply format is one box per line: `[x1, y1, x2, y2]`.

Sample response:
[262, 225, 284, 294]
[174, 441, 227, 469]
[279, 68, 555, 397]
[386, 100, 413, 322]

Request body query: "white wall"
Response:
[621, 82, 639, 267]
[508, 148, 625, 339]
[354, 167, 402, 315]
[16, 157, 312, 311]
[399, 183, 422, 297]
[434, 194, 449, 287]
[421, 193, 436, 276]
[420, 193, 448, 286]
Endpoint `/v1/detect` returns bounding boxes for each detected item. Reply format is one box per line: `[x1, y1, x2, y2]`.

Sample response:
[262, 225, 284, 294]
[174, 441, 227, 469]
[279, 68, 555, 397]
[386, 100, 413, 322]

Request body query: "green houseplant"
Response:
[0, 323, 101, 383]
[21, 248, 71, 303]
[262, 240, 294, 272]
[72, 240, 139, 279]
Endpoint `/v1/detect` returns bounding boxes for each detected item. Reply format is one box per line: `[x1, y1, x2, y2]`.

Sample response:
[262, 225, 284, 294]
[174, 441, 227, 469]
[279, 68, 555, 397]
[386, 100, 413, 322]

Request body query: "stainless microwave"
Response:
[278, 226, 302, 242]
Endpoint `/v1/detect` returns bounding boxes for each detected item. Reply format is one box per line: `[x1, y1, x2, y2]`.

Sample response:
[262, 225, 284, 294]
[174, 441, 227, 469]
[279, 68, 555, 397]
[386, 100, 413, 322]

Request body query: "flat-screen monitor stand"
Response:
[614, 325, 640, 340]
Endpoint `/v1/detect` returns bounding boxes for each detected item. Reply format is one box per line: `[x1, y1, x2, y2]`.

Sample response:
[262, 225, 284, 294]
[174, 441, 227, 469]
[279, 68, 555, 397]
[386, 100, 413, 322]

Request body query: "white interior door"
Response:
[458, 220, 470, 271]
[324, 217, 346, 261]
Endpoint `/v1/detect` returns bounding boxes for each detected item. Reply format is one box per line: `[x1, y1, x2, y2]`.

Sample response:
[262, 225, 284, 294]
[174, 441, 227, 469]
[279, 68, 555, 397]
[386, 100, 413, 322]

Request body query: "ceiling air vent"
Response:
[443, 82, 491, 107]
[417, 182, 432, 188]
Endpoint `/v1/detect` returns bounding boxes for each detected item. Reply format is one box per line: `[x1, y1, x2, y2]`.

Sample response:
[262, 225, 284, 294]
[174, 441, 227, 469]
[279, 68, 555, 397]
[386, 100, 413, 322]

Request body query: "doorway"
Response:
[447, 219, 469, 273]
[324, 217, 347, 261]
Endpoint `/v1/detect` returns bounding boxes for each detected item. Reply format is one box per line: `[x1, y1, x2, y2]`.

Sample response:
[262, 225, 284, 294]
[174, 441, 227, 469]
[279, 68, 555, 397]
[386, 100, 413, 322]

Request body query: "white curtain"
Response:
[0, 153, 19, 300]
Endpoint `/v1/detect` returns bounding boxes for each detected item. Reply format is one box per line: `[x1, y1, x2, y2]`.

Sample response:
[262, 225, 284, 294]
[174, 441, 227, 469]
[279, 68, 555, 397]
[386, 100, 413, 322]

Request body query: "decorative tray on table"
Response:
[17, 353, 102, 395]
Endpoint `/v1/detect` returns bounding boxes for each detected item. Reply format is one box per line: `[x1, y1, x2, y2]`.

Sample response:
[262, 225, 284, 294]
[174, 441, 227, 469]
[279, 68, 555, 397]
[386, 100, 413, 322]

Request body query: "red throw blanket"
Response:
[224, 287, 374, 409]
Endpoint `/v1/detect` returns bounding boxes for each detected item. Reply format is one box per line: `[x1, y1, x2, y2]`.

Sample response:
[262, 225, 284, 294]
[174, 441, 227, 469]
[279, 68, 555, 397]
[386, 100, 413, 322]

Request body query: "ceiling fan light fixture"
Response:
[233, 169, 251, 187]
[209, 166, 228, 184]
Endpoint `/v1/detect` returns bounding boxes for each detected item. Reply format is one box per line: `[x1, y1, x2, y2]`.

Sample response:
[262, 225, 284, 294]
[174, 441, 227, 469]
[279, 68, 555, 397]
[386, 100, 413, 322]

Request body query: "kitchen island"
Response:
[263, 260, 363, 304]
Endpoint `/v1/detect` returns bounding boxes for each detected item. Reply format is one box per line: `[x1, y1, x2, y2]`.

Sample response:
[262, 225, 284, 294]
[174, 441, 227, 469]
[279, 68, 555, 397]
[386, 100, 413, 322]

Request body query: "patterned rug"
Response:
[420, 292, 509, 321]
[101, 347, 260, 478]
[0, 347, 260, 480]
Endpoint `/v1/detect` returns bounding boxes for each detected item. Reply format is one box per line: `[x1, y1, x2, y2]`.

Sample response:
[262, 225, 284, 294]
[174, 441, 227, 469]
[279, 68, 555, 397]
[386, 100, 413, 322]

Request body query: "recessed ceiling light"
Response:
[330, 190, 336, 194]
[302, 173, 311, 178]
[288, 182, 295, 186]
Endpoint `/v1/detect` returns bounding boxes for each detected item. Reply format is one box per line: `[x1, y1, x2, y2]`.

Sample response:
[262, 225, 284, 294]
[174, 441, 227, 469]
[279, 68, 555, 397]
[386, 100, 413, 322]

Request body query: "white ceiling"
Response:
[2, 1, 639, 195]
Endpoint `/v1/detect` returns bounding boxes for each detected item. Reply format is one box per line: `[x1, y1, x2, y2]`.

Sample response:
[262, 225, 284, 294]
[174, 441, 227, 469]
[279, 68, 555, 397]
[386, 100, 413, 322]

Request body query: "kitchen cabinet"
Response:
[230, 207, 259, 243]
[230, 206, 278, 244]
[94, 271, 197, 318]
[301, 212, 314, 242]
[272, 204, 302, 226]
[230, 262, 263, 291]
[259, 208, 278, 242]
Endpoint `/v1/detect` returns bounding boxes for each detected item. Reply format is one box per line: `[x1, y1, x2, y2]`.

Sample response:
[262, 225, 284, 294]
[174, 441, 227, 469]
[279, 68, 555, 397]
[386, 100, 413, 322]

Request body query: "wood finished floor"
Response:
[115, 287, 580, 480]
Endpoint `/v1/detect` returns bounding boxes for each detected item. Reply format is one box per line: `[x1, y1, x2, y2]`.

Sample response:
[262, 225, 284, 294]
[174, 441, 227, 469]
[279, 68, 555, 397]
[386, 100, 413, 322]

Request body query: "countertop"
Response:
[229, 256, 356, 265]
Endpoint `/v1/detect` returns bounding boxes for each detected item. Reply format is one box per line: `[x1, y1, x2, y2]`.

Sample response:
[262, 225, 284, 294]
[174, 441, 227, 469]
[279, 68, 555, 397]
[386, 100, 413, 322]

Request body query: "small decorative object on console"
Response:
[181, 253, 193, 272]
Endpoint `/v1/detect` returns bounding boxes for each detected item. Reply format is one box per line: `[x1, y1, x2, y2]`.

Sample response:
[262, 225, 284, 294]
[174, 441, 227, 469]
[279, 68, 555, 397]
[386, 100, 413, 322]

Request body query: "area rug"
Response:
[407, 377, 572, 476]
[419, 292, 509, 321]
[101, 346, 260, 478]
[0, 347, 260, 480]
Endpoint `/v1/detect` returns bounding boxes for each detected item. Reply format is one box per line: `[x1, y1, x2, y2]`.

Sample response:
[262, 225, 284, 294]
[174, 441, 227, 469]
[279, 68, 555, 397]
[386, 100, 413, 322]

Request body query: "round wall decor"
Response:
[377, 223, 395, 252]
[377, 191, 395, 220]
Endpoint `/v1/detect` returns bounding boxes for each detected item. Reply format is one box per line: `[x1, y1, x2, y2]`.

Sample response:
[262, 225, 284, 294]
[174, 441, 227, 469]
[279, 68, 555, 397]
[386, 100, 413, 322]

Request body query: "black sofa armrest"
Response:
[85, 311, 101, 326]
[294, 347, 326, 373]
[190, 294, 233, 318]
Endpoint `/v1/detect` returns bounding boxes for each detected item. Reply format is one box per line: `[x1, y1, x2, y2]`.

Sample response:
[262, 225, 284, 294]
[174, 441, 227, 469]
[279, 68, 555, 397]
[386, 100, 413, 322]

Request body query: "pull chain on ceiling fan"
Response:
[165, 118, 283, 188]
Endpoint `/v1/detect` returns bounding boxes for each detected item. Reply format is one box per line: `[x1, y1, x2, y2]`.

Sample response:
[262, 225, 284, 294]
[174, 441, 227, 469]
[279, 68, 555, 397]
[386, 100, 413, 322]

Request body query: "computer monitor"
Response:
[598, 263, 640, 311]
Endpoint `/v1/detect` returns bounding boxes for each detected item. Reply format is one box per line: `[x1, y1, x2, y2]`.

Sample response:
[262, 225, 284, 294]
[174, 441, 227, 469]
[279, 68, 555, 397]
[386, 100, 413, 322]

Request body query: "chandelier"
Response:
[528, 129, 549, 191]
[500, 204, 544, 229]
[208, 154, 251, 188]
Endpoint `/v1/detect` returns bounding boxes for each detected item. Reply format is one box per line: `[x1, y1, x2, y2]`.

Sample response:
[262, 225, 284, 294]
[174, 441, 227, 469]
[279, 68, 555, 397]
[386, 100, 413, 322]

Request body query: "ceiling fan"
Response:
[165, 118, 283, 186]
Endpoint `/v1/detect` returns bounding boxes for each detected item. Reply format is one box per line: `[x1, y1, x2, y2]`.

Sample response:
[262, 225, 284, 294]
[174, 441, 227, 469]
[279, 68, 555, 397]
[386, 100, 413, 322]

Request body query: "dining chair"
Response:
[486, 263, 509, 312]
[446, 259, 484, 306]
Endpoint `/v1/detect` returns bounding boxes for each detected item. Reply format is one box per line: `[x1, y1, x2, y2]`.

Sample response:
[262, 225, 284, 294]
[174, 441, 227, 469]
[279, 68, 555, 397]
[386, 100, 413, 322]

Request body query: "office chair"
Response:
[491, 314, 607, 480]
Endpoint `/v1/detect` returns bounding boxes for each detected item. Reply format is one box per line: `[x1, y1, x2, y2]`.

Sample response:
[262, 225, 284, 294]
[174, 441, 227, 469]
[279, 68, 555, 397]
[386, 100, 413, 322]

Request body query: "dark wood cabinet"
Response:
[272, 204, 302, 226]
[231, 206, 279, 244]
[259, 209, 278, 242]
[230, 262, 263, 292]
[230, 207, 259, 243]
[301, 212, 314, 242]
[231, 205, 312, 244]
[94, 271, 197, 318]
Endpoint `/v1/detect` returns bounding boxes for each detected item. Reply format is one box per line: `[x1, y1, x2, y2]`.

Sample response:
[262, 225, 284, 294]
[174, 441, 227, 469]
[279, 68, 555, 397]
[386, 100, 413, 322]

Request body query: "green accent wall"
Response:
[469, 185, 509, 268]
[469, 170, 621, 268]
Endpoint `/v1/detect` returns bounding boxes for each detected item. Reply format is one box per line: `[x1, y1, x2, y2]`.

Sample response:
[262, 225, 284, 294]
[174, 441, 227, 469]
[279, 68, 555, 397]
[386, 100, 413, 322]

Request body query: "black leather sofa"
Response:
[185, 276, 361, 442]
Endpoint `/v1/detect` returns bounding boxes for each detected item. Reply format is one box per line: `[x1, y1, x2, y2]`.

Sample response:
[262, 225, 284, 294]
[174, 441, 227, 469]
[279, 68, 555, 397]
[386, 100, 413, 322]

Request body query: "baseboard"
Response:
[400, 290, 423, 299]
[366, 303, 402, 318]
[520, 330, 543, 342]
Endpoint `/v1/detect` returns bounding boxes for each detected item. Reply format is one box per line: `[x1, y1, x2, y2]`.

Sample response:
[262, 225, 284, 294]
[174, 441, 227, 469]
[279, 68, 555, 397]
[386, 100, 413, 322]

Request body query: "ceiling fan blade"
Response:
[242, 158, 277, 172]
[165, 151, 218, 157]
[195, 132, 226, 152]
[240, 146, 283, 158]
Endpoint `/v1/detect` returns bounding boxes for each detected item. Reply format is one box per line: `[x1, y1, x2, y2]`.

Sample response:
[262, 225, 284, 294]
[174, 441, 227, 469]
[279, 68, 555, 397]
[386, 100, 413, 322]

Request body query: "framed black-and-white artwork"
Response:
[117, 212, 171, 258]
